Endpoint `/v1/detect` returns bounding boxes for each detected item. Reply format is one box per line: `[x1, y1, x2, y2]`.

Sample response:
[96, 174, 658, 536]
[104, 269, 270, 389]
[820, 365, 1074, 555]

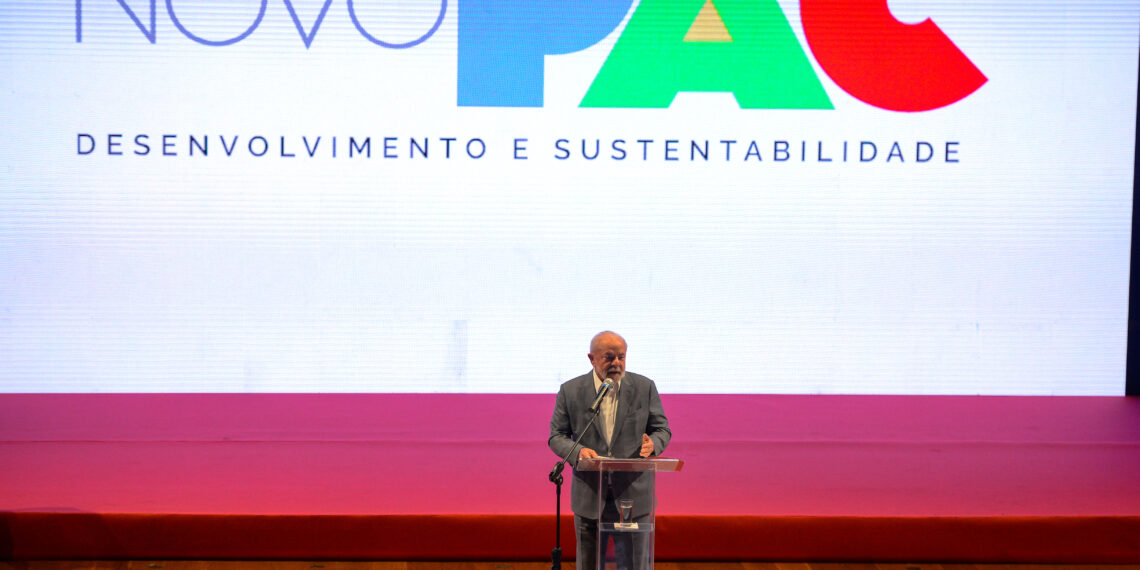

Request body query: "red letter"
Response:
[801, 0, 987, 111]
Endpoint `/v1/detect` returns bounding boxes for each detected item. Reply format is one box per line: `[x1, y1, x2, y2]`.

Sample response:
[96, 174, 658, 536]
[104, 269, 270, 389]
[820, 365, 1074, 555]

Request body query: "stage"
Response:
[2, 394, 1138, 562]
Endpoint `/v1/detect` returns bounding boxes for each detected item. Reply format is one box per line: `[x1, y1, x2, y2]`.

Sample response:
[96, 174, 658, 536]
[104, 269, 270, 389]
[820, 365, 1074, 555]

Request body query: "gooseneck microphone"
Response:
[589, 379, 614, 413]
[549, 376, 615, 570]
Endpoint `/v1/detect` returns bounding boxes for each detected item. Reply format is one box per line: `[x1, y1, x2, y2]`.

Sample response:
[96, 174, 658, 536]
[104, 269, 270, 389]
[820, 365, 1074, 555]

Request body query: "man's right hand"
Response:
[578, 448, 599, 460]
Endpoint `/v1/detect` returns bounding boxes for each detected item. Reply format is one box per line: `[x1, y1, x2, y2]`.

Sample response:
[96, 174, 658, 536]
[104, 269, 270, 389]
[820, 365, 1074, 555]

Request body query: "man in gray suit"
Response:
[548, 331, 672, 570]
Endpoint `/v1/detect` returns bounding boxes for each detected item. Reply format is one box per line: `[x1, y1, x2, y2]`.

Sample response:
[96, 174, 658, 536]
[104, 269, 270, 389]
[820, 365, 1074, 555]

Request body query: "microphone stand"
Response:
[548, 404, 605, 570]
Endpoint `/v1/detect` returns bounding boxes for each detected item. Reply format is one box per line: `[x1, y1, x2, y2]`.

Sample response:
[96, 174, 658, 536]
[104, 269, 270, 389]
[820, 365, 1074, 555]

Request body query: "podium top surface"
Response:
[577, 457, 684, 472]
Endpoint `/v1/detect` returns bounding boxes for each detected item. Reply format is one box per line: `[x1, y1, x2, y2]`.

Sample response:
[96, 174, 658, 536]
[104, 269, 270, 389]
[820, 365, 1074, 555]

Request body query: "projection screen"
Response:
[1, 0, 1137, 394]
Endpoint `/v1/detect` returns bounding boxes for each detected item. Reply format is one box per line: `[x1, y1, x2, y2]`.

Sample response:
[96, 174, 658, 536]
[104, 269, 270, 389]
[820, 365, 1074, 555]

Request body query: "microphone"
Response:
[589, 379, 614, 413]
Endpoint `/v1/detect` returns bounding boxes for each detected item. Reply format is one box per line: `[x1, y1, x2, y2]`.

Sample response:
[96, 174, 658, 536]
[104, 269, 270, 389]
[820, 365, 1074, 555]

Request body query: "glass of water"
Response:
[618, 499, 633, 525]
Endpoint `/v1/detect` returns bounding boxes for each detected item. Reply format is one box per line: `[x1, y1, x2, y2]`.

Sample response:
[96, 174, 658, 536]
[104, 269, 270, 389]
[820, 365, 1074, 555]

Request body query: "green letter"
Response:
[581, 0, 832, 109]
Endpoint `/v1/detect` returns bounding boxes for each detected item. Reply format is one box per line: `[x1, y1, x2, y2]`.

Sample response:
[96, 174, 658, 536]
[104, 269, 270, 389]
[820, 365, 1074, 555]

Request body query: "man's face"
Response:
[589, 334, 627, 382]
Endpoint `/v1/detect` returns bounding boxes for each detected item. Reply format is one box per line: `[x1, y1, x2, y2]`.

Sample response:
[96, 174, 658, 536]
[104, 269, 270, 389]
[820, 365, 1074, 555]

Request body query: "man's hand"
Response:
[579, 448, 599, 460]
[639, 433, 654, 458]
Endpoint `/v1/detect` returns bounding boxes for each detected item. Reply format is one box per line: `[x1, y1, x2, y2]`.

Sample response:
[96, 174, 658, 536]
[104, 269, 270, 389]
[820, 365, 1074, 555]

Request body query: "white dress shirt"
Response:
[592, 370, 621, 446]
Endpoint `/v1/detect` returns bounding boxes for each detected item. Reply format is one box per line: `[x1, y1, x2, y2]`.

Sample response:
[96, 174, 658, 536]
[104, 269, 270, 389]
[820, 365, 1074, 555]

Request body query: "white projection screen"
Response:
[0, 0, 1137, 395]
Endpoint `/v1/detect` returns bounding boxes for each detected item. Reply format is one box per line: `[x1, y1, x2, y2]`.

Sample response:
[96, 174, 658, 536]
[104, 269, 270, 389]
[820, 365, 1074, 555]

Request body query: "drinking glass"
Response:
[618, 499, 633, 525]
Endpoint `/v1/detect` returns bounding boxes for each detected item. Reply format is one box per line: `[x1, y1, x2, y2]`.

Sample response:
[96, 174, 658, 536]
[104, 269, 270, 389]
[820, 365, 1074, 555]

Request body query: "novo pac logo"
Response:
[76, 0, 986, 112]
[458, 0, 987, 111]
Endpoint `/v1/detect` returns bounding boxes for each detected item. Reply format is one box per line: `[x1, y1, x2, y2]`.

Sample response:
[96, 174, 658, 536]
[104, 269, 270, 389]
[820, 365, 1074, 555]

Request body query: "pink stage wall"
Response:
[2, 394, 1139, 561]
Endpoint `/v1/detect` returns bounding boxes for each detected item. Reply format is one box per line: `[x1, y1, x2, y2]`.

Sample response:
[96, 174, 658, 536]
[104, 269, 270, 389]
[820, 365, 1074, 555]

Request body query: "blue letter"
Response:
[77, 133, 95, 154]
[77, 0, 156, 43]
[348, 0, 446, 49]
[283, 0, 333, 49]
[458, 0, 633, 106]
[167, 0, 266, 46]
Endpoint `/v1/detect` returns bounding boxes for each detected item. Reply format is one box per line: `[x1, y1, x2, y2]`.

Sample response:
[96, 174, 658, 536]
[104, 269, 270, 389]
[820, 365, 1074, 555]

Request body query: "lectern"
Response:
[577, 457, 684, 570]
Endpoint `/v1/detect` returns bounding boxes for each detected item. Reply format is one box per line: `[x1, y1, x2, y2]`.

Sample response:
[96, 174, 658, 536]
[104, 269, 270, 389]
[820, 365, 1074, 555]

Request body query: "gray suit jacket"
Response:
[548, 371, 671, 519]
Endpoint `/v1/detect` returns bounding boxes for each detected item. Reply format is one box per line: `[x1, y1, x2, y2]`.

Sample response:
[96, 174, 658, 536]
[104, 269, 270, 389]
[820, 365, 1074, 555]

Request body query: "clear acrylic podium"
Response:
[577, 457, 683, 570]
